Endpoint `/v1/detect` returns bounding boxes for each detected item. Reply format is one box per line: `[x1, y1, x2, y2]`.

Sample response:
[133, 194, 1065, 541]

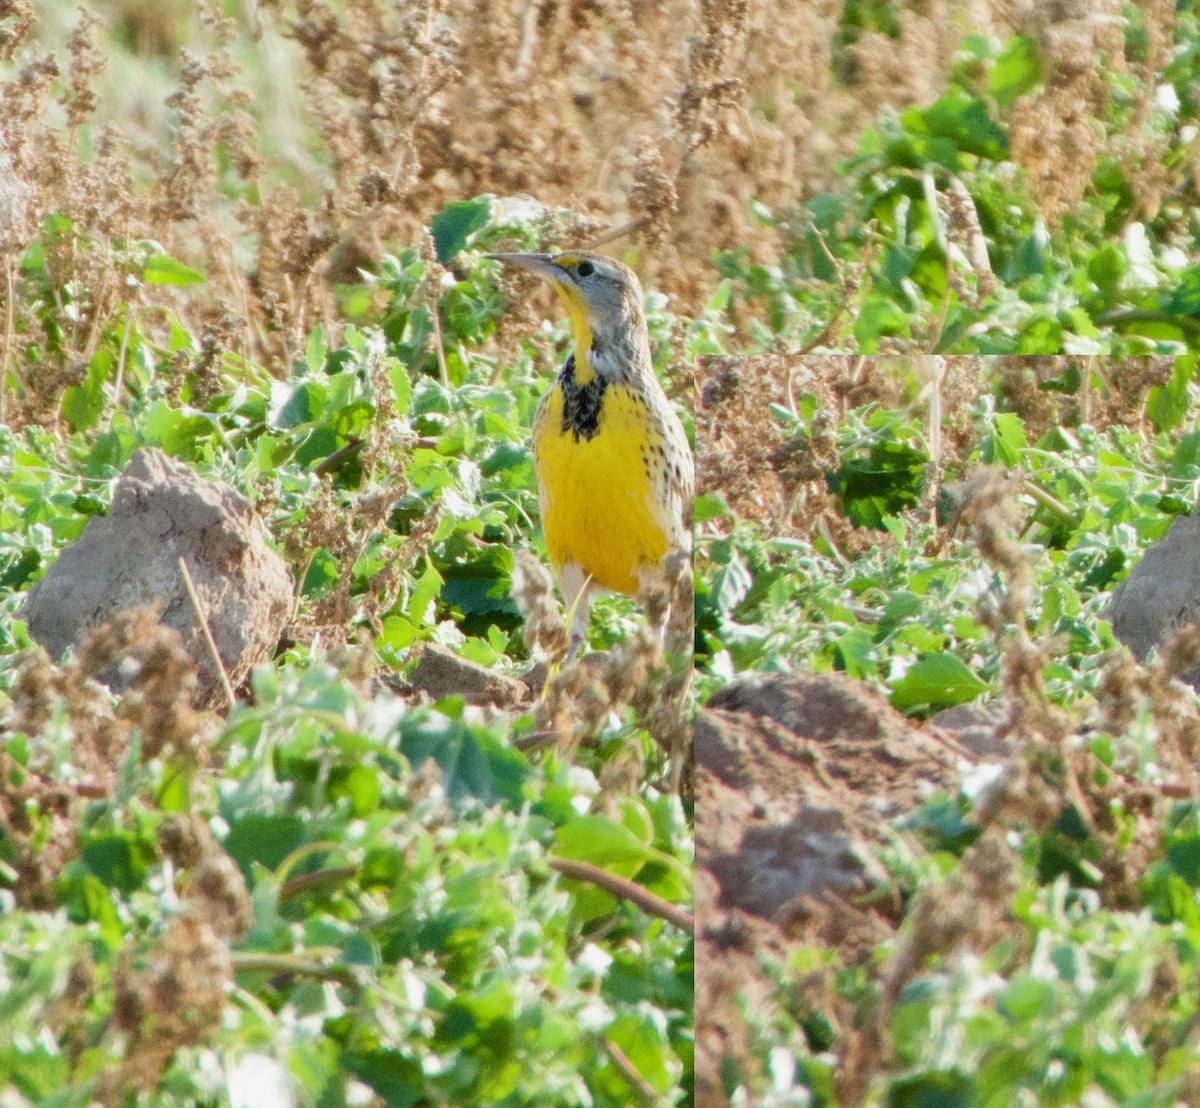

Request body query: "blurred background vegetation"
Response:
[9, 0, 1200, 368]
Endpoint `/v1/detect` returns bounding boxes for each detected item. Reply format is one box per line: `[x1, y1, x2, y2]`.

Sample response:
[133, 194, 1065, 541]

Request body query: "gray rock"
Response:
[408, 642, 529, 709]
[25, 448, 293, 709]
[1109, 508, 1200, 687]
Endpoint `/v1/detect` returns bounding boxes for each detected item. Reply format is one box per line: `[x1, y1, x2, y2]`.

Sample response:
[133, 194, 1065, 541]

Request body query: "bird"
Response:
[487, 250, 693, 660]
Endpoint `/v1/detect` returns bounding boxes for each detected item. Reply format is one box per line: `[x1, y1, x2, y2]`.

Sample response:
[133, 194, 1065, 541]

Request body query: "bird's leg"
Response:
[652, 606, 668, 652]
[566, 618, 588, 662]
[559, 563, 593, 662]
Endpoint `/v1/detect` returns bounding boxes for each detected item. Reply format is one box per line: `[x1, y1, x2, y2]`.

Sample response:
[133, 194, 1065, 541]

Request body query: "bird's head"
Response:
[487, 250, 649, 382]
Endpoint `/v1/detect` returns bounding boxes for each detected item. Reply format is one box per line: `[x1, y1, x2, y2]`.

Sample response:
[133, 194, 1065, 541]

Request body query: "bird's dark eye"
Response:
[576, 261, 594, 277]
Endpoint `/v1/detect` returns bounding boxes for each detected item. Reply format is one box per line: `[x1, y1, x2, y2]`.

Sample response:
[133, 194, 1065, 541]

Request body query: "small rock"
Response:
[409, 642, 529, 709]
[929, 702, 1014, 760]
[24, 448, 292, 710]
[1109, 509, 1200, 687]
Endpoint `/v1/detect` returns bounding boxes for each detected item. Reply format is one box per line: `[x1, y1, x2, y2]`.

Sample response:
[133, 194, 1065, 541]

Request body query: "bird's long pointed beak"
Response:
[485, 253, 562, 282]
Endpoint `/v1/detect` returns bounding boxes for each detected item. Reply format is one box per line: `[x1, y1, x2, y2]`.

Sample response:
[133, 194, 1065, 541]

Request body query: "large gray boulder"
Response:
[25, 448, 292, 709]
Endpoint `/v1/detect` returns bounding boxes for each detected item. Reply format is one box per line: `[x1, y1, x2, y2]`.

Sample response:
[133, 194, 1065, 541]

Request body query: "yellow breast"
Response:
[533, 382, 679, 596]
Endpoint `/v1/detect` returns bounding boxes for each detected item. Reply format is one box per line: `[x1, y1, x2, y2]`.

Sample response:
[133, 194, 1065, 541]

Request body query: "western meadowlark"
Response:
[488, 250, 693, 659]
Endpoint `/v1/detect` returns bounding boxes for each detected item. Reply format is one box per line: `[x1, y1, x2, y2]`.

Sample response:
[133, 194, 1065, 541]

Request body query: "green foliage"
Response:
[698, 376, 1200, 705]
[717, 14, 1200, 357]
[0, 658, 692, 1105]
[828, 437, 927, 530]
[888, 652, 990, 715]
[141, 250, 206, 287]
[432, 196, 494, 262]
[988, 36, 1042, 108]
[881, 877, 1200, 1107]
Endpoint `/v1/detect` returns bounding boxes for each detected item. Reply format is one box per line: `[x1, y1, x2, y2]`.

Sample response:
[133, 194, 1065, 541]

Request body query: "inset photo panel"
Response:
[694, 354, 1200, 1105]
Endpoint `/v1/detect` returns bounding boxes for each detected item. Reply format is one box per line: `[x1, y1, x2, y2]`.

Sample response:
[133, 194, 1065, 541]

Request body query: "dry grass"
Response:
[4, 0, 1182, 406]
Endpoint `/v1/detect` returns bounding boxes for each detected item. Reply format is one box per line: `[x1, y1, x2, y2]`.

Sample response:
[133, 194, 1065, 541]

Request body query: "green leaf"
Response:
[86, 428, 135, 473]
[1038, 363, 1081, 395]
[694, 492, 730, 522]
[554, 814, 652, 870]
[1012, 228, 1049, 279]
[1144, 865, 1200, 928]
[81, 832, 154, 895]
[1080, 548, 1125, 590]
[605, 1009, 679, 1094]
[828, 440, 927, 529]
[714, 547, 752, 615]
[888, 1069, 975, 1108]
[1147, 356, 1195, 432]
[553, 814, 659, 921]
[1015, 314, 1064, 354]
[1167, 266, 1200, 316]
[55, 871, 122, 942]
[296, 426, 342, 468]
[61, 348, 113, 432]
[998, 975, 1054, 1021]
[398, 715, 528, 807]
[302, 547, 340, 596]
[441, 557, 519, 621]
[388, 357, 414, 414]
[0, 548, 41, 590]
[305, 324, 327, 373]
[478, 441, 528, 479]
[989, 36, 1042, 107]
[902, 92, 1007, 162]
[379, 614, 420, 657]
[270, 381, 326, 429]
[1086, 241, 1126, 305]
[142, 401, 211, 457]
[901, 793, 978, 853]
[224, 815, 305, 876]
[142, 253, 206, 286]
[432, 196, 493, 262]
[343, 1049, 424, 1107]
[1167, 834, 1200, 886]
[889, 653, 989, 714]
[879, 591, 923, 634]
[330, 764, 383, 817]
[983, 412, 1027, 466]
[406, 559, 444, 625]
[833, 625, 876, 678]
[855, 294, 911, 350]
